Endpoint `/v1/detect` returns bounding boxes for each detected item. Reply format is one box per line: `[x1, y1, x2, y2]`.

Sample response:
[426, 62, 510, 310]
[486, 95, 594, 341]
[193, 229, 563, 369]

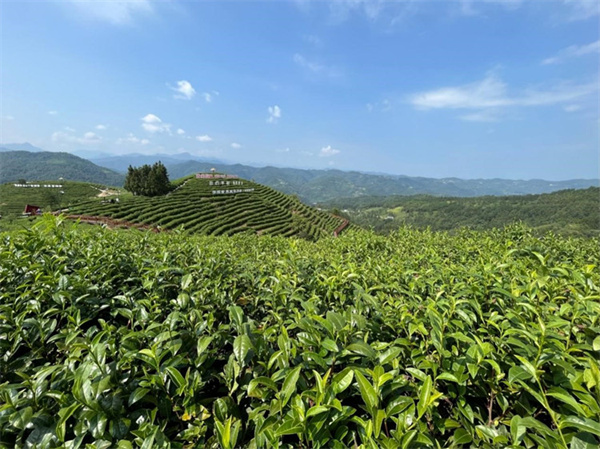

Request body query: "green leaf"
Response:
[332, 369, 354, 394]
[593, 336, 600, 352]
[417, 376, 432, 419]
[561, 416, 600, 437]
[570, 432, 600, 449]
[233, 334, 253, 364]
[165, 366, 186, 392]
[56, 403, 81, 442]
[346, 340, 376, 359]
[326, 311, 345, 331]
[386, 396, 413, 416]
[354, 370, 379, 413]
[279, 366, 302, 410]
[322, 338, 339, 352]
[306, 406, 329, 418]
[510, 415, 526, 444]
[128, 388, 150, 406]
[453, 428, 473, 445]
[181, 273, 193, 290]
[509, 366, 532, 384]
[276, 418, 303, 436]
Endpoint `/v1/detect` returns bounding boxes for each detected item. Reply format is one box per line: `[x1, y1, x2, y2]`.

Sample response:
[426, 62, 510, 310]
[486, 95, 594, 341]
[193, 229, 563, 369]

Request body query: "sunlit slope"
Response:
[68, 176, 349, 238]
[0, 180, 107, 217]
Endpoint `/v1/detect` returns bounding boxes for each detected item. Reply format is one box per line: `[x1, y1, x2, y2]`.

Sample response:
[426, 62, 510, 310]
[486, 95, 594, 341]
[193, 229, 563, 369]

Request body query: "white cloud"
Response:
[95, 124, 107, 130]
[196, 135, 213, 142]
[52, 130, 101, 145]
[293, 53, 340, 77]
[320, 145, 340, 157]
[177, 128, 186, 135]
[542, 40, 600, 65]
[276, 147, 290, 153]
[170, 80, 196, 100]
[201, 91, 218, 103]
[63, 0, 153, 25]
[48, 110, 58, 115]
[3, 115, 14, 120]
[564, 104, 581, 112]
[231, 142, 242, 149]
[64, 126, 76, 132]
[116, 133, 150, 145]
[141, 113, 171, 133]
[409, 74, 598, 116]
[267, 105, 282, 124]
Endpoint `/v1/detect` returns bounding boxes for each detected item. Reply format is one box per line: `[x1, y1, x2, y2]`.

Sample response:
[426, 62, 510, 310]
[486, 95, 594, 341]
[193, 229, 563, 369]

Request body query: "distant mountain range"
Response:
[1, 144, 598, 203]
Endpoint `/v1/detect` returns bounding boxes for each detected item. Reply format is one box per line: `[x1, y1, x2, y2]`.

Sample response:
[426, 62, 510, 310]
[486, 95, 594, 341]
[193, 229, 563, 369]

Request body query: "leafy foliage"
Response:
[124, 162, 172, 197]
[0, 217, 599, 448]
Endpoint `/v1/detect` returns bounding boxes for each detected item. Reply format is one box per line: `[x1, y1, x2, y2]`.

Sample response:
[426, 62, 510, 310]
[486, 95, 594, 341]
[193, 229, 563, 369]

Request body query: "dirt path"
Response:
[333, 217, 350, 237]
[57, 214, 161, 232]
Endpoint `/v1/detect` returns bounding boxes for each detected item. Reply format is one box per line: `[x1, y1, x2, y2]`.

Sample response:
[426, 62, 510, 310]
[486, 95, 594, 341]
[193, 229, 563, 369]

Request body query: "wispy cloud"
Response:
[96, 124, 107, 130]
[52, 130, 101, 145]
[202, 91, 219, 103]
[196, 135, 212, 142]
[320, 145, 340, 157]
[116, 133, 150, 145]
[48, 110, 58, 115]
[177, 128, 186, 135]
[564, 104, 581, 112]
[231, 142, 242, 149]
[409, 73, 598, 120]
[141, 113, 171, 133]
[276, 147, 290, 153]
[293, 53, 340, 78]
[267, 105, 282, 124]
[62, 0, 153, 25]
[3, 115, 15, 120]
[562, 0, 600, 21]
[169, 80, 196, 100]
[542, 40, 600, 65]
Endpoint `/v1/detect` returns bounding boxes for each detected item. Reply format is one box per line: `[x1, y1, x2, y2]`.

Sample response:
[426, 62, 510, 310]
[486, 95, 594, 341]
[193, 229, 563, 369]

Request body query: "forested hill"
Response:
[0, 150, 125, 186]
[323, 187, 600, 237]
[164, 160, 598, 203]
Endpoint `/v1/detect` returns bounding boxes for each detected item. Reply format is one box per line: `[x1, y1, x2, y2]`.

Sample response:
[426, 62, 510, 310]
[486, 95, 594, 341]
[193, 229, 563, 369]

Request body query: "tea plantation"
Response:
[1, 216, 599, 448]
[67, 177, 348, 239]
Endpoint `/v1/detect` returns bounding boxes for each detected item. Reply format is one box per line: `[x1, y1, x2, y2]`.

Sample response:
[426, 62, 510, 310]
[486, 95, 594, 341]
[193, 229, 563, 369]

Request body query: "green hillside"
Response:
[322, 187, 600, 237]
[0, 180, 121, 230]
[67, 175, 349, 239]
[0, 150, 125, 186]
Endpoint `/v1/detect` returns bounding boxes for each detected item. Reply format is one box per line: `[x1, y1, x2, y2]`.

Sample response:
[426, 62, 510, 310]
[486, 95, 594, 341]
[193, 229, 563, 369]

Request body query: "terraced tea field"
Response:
[67, 176, 349, 239]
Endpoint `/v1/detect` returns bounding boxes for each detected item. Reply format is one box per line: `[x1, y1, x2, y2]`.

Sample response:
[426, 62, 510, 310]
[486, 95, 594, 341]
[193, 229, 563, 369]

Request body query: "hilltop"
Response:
[67, 174, 349, 239]
[0, 150, 124, 186]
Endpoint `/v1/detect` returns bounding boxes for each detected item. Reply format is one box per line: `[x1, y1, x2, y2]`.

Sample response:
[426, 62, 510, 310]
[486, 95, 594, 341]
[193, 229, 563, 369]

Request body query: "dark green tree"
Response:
[124, 162, 171, 196]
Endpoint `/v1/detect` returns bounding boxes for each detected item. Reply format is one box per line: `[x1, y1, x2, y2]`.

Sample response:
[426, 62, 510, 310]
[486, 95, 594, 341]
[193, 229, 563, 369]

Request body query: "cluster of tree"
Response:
[124, 162, 171, 197]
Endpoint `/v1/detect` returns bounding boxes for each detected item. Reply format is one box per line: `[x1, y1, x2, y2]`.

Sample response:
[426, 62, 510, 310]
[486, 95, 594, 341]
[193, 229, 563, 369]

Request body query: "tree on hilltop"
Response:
[124, 161, 171, 196]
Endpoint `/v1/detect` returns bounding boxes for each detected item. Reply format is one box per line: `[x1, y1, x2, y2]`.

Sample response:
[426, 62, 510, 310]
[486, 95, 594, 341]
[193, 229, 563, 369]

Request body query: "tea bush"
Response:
[0, 216, 599, 448]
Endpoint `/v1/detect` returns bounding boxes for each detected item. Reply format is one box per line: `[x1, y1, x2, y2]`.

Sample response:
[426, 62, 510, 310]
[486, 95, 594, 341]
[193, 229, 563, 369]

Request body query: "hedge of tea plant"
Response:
[1, 215, 599, 448]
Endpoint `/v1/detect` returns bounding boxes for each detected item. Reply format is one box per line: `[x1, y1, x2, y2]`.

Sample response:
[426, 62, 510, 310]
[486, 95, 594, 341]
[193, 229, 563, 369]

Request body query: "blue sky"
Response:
[1, 0, 598, 180]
